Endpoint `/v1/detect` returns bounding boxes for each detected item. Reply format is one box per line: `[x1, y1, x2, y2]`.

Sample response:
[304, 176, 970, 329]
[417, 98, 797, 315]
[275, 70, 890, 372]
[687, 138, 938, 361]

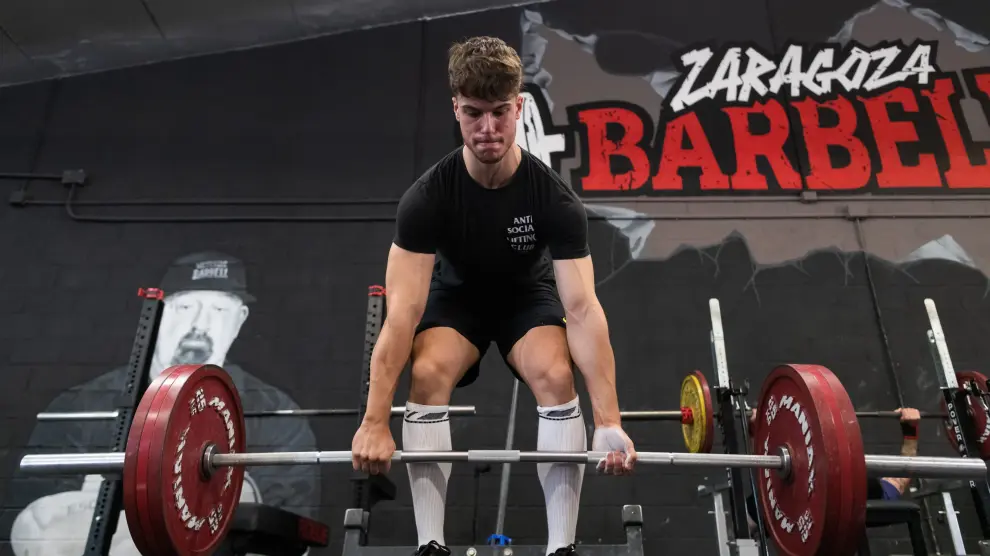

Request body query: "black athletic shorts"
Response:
[415, 284, 567, 387]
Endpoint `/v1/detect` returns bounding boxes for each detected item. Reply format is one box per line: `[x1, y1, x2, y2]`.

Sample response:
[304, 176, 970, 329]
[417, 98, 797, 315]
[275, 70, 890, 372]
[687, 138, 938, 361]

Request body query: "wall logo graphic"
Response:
[518, 91, 569, 167]
[667, 41, 936, 113]
[506, 214, 537, 252]
[192, 259, 230, 281]
[523, 40, 990, 196]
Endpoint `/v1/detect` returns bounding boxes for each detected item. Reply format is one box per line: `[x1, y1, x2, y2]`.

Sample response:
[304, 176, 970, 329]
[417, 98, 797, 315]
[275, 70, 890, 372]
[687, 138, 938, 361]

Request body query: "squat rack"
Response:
[701, 297, 990, 555]
[81, 287, 164, 556]
[701, 299, 767, 556]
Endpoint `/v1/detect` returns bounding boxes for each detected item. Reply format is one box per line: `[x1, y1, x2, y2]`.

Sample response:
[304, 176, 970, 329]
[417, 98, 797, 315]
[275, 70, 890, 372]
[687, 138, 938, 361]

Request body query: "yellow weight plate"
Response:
[680, 371, 714, 453]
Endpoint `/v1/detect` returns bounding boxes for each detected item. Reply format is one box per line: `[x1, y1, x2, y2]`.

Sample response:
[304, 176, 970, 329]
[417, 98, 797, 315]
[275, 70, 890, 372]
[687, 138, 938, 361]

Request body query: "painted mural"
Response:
[516, 0, 989, 193]
[5, 253, 321, 556]
[513, 0, 990, 273]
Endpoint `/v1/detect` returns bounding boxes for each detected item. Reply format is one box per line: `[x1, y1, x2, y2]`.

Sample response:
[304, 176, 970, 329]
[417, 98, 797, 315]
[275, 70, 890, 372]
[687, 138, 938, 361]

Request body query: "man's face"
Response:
[153, 290, 249, 373]
[453, 94, 523, 165]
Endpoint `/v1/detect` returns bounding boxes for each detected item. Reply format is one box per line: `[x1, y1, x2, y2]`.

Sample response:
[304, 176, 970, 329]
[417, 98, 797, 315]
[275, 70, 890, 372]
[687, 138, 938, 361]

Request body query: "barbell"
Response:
[38, 405, 695, 423]
[36, 405, 478, 421]
[19, 364, 990, 556]
[855, 411, 948, 418]
[38, 407, 696, 421]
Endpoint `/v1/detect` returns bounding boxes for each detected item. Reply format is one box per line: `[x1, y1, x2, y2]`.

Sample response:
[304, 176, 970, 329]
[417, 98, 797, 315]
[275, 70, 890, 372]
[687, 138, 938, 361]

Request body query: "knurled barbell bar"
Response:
[36, 405, 478, 421]
[616, 410, 692, 420]
[38, 407, 694, 422]
[854, 411, 948, 418]
[20, 446, 984, 478]
[19, 363, 990, 556]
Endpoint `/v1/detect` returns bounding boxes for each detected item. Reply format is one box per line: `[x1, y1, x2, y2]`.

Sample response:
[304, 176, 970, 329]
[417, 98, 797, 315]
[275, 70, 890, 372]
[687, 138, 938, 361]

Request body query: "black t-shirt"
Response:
[394, 147, 590, 292]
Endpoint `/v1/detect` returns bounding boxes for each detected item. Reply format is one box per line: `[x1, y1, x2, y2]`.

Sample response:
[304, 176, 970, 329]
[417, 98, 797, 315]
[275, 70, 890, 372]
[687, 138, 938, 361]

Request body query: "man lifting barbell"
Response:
[349, 36, 637, 556]
[744, 406, 922, 535]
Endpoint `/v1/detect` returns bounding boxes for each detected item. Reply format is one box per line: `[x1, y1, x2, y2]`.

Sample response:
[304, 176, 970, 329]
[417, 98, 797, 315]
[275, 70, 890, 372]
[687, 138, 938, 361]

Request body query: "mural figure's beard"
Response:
[170, 331, 214, 365]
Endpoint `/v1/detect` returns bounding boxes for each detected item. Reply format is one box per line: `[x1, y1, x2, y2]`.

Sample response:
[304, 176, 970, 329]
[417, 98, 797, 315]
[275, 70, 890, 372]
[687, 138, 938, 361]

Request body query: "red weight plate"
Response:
[145, 368, 213, 556]
[695, 371, 715, 454]
[144, 365, 246, 556]
[125, 368, 184, 556]
[137, 367, 194, 555]
[124, 374, 160, 556]
[805, 364, 867, 556]
[942, 370, 990, 458]
[753, 364, 854, 556]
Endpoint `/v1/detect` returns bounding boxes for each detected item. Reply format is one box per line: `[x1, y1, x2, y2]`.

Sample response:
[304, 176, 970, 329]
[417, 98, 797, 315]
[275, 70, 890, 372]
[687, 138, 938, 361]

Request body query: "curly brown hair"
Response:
[447, 36, 523, 102]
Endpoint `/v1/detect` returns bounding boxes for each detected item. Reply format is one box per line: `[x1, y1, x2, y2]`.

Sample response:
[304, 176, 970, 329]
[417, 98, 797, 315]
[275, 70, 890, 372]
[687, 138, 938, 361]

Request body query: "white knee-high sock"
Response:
[537, 396, 587, 555]
[403, 402, 453, 547]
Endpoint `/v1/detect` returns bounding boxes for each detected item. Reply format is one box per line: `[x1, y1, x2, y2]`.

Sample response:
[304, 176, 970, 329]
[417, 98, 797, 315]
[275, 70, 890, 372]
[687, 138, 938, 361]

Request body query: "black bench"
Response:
[215, 503, 330, 556]
[857, 499, 926, 556]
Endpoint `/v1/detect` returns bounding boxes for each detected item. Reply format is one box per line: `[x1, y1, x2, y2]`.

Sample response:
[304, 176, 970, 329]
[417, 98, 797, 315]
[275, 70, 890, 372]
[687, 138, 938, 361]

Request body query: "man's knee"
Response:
[526, 361, 577, 406]
[409, 358, 462, 405]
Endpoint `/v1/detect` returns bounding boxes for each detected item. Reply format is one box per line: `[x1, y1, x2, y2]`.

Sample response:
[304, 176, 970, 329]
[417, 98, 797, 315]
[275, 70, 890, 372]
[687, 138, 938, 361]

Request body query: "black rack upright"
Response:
[83, 287, 165, 556]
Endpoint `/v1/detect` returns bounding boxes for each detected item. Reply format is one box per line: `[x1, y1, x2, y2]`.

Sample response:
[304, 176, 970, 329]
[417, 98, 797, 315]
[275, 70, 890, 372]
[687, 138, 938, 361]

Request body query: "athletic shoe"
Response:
[414, 541, 451, 555]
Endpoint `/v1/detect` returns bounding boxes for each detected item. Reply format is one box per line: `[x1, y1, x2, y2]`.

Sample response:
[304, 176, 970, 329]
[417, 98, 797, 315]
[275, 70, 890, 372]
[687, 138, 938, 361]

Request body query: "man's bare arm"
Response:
[882, 435, 919, 494]
[553, 255, 621, 427]
[363, 243, 435, 425]
[882, 407, 921, 494]
[882, 437, 919, 494]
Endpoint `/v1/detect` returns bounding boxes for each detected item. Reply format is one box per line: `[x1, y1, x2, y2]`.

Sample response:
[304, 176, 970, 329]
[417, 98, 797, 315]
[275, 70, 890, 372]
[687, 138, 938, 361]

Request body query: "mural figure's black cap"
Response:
[159, 251, 256, 303]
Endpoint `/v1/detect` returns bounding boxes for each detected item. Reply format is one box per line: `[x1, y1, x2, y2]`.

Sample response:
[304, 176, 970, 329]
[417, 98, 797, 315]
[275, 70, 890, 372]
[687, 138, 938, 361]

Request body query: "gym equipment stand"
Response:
[703, 299, 767, 556]
[82, 287, 164, 556]
[706, 298, 990, 555]
[351, 285, 399, 544]
[924, 299, 990, 552]
[861, 300, 990, 555]
[486, 378, 521, 548]
[703, 298, 990, 555]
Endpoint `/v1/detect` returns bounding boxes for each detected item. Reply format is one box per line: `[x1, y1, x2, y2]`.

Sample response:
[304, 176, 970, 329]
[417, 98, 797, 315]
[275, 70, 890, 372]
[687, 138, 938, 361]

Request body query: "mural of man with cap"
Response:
[7, 251, 320, 556]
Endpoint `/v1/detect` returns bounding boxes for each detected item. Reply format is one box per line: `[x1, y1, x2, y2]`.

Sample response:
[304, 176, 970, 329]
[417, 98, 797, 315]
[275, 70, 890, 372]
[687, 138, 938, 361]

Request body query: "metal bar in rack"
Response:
[84, 288, 163, 556]
[492, 378, 521, 543]
[37, 405, 478, 421]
